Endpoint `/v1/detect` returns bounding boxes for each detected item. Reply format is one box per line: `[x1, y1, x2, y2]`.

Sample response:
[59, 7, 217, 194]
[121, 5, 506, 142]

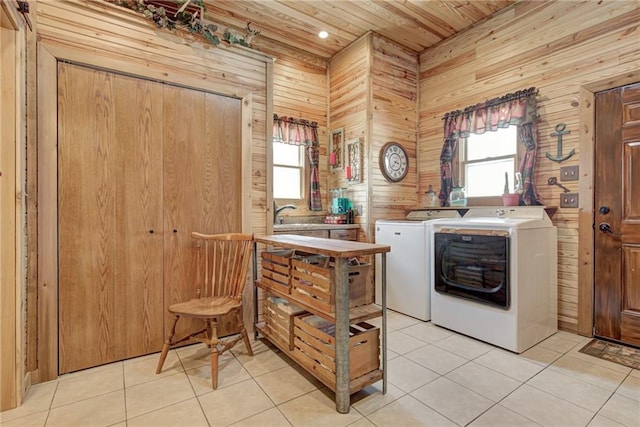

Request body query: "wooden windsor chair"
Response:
[156, 232, 254, 389]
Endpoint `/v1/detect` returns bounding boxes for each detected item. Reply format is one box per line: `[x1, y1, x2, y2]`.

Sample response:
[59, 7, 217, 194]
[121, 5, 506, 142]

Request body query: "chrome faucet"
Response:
[273, 201, 297, 224]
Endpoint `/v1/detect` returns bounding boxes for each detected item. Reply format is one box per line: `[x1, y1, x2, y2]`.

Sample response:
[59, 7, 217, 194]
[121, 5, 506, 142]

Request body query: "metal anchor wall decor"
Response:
[545, 123, 575, 162]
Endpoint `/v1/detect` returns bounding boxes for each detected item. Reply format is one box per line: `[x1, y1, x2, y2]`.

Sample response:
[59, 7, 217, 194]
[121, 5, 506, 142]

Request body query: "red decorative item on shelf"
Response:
[502, 193, 520, 206]
[324, 215, 347, 224]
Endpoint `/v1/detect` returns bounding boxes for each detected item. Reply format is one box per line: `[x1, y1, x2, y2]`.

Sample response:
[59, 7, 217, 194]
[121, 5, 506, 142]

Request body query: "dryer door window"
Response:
[434, 232, 510, 309]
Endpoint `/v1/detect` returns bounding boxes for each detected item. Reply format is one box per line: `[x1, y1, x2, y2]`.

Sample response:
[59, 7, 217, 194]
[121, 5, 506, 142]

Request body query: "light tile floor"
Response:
[2, 311, 639, 427]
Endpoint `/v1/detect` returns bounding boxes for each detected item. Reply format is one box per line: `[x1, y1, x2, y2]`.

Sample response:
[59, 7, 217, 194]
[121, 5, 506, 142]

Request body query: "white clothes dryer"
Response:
[430, 206, 557, 353]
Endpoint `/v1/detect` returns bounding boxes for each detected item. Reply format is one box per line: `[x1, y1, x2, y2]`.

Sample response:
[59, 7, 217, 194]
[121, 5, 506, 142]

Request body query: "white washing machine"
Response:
[375, 209, 460, 321]
[430, 206, 557, 353]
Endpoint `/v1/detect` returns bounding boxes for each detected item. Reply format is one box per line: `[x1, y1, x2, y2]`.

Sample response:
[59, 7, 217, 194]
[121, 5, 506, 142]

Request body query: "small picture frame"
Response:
[329, 128, 344, 171]
[346, 138, 362, 184]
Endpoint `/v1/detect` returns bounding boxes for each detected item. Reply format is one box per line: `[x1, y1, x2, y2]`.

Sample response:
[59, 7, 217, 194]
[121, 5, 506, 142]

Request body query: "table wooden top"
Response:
[255, 234, 390, 258]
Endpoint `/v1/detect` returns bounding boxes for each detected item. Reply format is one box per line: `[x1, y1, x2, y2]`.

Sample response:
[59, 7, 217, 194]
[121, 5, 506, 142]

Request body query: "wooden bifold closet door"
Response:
[58, 63, 241, 374]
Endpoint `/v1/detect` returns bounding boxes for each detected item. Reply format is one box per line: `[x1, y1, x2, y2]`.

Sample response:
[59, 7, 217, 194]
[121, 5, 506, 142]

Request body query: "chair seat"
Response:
[168, 297, 242, 318]
[157, 232, 254, 390]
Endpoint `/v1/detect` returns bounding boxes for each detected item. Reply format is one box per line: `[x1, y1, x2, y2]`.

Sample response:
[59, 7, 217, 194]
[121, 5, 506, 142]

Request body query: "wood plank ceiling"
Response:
[202, 0, 516, 58]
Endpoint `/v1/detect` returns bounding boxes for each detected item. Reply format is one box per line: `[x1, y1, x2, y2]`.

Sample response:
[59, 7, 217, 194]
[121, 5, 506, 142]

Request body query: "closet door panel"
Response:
[163, 85, 207, 336]
[205, 92, 242, 233]
[113, 75, 165, 359]
[58, 64, 164, 373]
[204, 93, 243, 338]
[163, 87, 243, 337]
[58, 64, 117, 373]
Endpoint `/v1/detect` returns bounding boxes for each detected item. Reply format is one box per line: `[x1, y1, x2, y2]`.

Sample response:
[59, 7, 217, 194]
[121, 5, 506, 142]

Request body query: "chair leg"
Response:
[210, 346, 219, 390]
[237, 310, 253, 357]
[209, 319, 220, 389]
[156, 314, 179, 374]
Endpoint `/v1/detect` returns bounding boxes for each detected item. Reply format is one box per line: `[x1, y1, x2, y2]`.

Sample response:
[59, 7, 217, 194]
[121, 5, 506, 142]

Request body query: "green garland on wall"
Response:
[105, 0, 260, 48]
[106, 0, 261, 48]
[107, 0, 219, 45]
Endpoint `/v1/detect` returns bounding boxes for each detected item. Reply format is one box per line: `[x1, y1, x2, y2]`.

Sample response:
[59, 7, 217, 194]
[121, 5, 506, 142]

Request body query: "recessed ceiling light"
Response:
[318, 31, 329, 39]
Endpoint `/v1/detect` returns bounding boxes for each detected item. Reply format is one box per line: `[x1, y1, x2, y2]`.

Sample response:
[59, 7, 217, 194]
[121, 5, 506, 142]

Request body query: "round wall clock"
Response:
[379, 141, 409, 182]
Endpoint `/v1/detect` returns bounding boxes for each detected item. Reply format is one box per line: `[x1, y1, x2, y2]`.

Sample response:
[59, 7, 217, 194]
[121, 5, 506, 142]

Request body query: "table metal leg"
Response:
[381, 252, 387, 394]
[253, 241, 258, 339]
[334, 257, 350, 413]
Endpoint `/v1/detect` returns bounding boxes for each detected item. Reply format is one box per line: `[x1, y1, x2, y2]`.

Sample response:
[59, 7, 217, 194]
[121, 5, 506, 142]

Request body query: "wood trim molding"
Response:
[241, 92, 254, 333]
[266, 60, 274, 236]
[365, 32, 374, 243]
[36, 44, 59, 382]
[39, 42, 257, 100]
[577, 87, 595, 337]
[1, 0, 26, 410]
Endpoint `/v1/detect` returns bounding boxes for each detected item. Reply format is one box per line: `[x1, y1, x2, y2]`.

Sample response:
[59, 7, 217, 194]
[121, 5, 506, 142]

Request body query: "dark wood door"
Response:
[594, 82, 640, 346]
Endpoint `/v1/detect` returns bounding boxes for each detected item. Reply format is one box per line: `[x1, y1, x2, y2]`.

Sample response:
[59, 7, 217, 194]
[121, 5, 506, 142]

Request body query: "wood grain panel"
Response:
[328, 33, 417, 299]
[623, 245, 640, 312]
[162, 85, 206, 338]
[329, 34, 369, 240]
[24, 0, 37, 378]
[206, 0, 515, 58]
[58, 64, 118, 373]
[0, 13, 18, 410]
[624, 142, 640, 221]
[113, 74, 164, 360]
[370, 34, 418, 238]
[621, 243, 640, 346]
[418, 1, 640, 331]
[59, 65, 171, 373]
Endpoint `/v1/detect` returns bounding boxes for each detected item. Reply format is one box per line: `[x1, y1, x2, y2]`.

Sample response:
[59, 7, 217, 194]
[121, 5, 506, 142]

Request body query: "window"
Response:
[460, 126, 518, 197]
[273, 142, 305, 199]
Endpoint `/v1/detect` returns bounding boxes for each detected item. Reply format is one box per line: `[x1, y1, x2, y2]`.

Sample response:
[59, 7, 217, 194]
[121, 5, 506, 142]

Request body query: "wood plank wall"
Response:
[369, 35, 419, 238]
[329, 35, 370, 239]
[418, 1, 640, 332]
[329, 33, 418, 243]
[257, 40, 329, 219]
[32, 0, 271, 381]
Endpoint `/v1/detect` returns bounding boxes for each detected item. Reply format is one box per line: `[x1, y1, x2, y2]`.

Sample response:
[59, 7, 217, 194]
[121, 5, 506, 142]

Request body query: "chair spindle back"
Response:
[192, 232, 253, 300]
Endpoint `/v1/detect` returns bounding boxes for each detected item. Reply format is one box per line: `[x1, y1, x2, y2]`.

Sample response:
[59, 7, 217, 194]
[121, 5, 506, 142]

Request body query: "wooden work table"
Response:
[253, 234, 391, 414]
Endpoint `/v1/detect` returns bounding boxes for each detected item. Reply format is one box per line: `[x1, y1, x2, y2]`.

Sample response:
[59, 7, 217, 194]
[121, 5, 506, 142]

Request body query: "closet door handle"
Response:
[173, 229, 178, 233]
[149, 229, 155, 234]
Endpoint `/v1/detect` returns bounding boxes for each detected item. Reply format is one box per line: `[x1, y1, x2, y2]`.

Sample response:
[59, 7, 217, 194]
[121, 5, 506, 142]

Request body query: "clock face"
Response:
[379, 142, 408, 182]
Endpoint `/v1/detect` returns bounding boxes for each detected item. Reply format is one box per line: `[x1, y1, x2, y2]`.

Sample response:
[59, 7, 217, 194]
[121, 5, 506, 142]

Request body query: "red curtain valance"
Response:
[273, 114, 318, 146]
[442, 87, 538, 137]
[439, 87, 541, 206]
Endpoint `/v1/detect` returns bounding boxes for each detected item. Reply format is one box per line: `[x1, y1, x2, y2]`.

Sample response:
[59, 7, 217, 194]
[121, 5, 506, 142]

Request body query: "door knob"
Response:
[598, 222, 621, 236]
[599, 206, 610, 215]
[598, 222, 622, 236]
[599, 223, 612, 233]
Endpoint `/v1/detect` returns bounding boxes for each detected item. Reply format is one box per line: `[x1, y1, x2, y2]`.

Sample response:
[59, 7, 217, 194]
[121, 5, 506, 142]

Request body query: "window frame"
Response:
[272, 142, 307, 202]
[457, 126, 524, 205]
